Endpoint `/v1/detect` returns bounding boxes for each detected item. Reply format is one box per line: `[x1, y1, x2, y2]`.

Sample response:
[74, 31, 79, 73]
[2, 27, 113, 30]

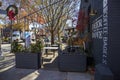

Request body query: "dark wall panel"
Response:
[108, 0, 120, 79]
[91, 0, 120, 79]
[91, 0, 103, 64]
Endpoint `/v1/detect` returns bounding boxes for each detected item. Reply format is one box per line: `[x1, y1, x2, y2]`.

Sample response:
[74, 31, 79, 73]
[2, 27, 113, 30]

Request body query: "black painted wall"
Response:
[91, 0, 103, 64]
[91, 0, 120, 79]
[108, 0, 120, 79]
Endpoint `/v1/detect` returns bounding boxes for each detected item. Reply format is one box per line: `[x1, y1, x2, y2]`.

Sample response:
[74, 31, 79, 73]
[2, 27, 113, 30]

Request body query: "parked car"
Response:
[21, 31, 35, 42]
[30, 32, 35, 41]
[12, 31, 21, 42]
[44, 37, 50, 42]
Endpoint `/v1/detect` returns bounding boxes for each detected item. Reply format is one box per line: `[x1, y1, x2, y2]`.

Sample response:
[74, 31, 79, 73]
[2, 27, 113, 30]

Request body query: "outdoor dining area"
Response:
[1, 0, 120, 80]
[0, 0, 95, 80]
[10, 29, 93, 72]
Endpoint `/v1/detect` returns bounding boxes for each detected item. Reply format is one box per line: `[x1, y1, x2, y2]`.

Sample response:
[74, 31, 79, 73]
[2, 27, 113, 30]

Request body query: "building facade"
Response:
[90, 0, 120, 79]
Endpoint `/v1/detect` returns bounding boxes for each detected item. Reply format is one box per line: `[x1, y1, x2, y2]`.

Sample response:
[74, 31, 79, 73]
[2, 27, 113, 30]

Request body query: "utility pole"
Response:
[10, 20, 13, 51]
[0, 1, 4, 60]
[0, 28, 4, 60]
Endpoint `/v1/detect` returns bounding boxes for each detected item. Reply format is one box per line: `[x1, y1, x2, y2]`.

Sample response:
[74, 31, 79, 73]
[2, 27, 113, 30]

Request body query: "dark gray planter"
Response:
[15, 52, 42, 69]
[58, 49, 87, 72]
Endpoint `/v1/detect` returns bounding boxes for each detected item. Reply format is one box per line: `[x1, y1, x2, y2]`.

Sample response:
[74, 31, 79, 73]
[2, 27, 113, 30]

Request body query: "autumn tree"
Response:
[1, 0, 80, 44]
[36, 0, 80, 44]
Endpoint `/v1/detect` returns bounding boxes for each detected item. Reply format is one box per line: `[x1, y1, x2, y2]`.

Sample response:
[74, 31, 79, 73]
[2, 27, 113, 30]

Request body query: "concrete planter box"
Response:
[15, 52, 42, 69]
[58, 48, 87, 72]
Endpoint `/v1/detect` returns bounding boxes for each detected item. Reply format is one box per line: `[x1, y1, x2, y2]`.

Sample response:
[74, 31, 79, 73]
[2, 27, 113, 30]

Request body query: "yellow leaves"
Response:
[12, 23, 24, 30]
[73, 34, 89, 46]
[35, 0, 42, 5]
[0, 1, 2, 7]
[31, 5, 35, 9]
[0, 24, 3, 28]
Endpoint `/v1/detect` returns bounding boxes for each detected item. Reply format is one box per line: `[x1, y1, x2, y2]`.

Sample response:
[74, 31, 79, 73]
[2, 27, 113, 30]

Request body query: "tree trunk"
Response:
[58, 32, 60, 42]
[58, 32, 61, 48]
[51, 31, 54, 45]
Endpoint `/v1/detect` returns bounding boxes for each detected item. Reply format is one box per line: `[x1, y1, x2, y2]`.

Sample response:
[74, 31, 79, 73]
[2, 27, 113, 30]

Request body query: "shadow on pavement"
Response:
[42, 55, 59, 71]
[0, 66, 36, 80]
[0, 58, 15, 69]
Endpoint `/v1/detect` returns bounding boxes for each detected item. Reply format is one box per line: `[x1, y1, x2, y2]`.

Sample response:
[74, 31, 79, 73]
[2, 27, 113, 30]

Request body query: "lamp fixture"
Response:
[89, 9, 97, 16]
[0, 1, 2, 7]
[89, 0, 97, 16]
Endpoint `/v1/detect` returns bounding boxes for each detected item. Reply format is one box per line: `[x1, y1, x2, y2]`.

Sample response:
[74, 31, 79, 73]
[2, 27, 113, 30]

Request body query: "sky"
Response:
[0, 0, 81, 28]
[66, 1, 81, 28]
[29, 22, 44, 30]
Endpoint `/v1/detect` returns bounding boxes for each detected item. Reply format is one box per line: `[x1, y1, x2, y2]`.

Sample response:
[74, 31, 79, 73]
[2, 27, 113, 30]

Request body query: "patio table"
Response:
[43, 46, 58, 57]
[45, 42, 51, 47]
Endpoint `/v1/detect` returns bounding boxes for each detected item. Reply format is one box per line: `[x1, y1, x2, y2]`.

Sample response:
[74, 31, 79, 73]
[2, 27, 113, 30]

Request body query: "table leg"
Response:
[45, 49, 48, 57]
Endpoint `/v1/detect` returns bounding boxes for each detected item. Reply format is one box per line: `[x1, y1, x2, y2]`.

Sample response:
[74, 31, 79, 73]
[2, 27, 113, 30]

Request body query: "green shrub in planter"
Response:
[11, 40, 24, 52]
[11, 39, 44, 53]
[11, 39, 44, 69]
[30, 39, 43, 53]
